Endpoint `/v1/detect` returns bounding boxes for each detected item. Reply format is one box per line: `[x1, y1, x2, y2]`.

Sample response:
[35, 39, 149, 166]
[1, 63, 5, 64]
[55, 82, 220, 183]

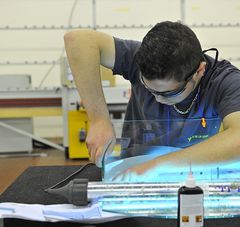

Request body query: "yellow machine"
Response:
[67, 108, 122, 159]
[68, 108, 89, 159]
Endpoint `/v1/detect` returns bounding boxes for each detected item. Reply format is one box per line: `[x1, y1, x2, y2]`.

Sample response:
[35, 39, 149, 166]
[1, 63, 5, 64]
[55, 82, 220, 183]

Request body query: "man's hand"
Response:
[86, 118, 116, 167]
[113, 158, 159, 182]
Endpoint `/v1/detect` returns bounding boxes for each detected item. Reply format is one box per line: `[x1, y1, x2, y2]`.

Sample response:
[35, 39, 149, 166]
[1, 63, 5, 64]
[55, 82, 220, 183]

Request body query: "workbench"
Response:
[0, 165, 240, 227]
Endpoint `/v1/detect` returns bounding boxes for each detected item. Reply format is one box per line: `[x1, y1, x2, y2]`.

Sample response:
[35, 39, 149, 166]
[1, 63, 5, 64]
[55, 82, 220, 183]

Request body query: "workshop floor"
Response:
[0, 148, 89, 195]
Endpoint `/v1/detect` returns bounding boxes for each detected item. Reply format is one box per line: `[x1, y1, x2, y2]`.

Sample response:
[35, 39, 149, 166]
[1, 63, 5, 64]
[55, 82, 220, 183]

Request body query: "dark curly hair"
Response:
[136, 21, 203, 82]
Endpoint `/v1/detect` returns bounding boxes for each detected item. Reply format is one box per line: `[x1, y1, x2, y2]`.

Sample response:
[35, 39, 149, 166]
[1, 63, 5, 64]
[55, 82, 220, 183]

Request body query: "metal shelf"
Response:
[1, 23, 240, 31]
[1, 56, 240, 67]
[0, 24, 152, 30]
[0, 25, 92, 31]
[97, 23, 240, 29]
[0, 60, 60, 66]
[191, 23, 240, 28]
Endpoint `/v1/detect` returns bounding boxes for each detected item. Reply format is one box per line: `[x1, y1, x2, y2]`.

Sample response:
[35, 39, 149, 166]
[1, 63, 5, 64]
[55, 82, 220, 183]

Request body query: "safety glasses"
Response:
[139, 63, 200, 98]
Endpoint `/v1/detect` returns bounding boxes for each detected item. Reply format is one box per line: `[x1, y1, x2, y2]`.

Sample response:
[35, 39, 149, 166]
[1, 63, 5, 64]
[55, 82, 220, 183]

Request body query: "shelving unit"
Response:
[0, 0, 239, 72]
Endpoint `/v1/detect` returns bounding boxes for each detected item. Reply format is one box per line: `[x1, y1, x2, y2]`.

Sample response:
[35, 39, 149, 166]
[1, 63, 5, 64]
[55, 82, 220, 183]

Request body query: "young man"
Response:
[64, 21, 240, 181]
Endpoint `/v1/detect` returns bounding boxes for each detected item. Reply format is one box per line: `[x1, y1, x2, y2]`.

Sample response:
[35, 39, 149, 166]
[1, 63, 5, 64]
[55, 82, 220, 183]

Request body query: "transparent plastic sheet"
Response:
[100, 119, 240, 218]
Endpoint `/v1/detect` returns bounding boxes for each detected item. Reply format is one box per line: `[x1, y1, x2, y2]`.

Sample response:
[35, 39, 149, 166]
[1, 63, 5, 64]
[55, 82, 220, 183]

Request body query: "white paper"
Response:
[0, 201, 126, 223]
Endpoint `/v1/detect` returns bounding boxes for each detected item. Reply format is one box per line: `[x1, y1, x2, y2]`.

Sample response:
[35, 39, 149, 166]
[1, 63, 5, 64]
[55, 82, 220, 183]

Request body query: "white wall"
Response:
[0, 0, 239, 138]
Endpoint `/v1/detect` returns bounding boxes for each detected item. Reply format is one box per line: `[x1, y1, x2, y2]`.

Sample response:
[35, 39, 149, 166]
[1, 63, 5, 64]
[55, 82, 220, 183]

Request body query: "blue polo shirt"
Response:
[112, 38, 240, 149]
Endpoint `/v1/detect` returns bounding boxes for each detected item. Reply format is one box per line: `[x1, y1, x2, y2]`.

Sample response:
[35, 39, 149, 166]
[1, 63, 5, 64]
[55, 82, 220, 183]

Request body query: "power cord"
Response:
[44, 162, 95, 191]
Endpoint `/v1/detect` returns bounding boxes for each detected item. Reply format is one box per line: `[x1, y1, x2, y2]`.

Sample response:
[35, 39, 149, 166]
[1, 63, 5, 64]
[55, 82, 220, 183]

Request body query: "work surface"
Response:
[0, 165, 240, 227]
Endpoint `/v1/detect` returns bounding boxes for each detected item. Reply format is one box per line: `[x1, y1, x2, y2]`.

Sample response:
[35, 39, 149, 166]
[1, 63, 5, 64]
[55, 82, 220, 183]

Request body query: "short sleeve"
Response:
[217, 71, 240, 119]
[112, 37, 141, 83]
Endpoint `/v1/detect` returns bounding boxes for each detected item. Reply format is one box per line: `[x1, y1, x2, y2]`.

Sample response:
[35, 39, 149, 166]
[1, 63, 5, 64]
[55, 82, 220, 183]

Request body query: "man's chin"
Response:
[155, 97, 182, 105]
[159, 101, 176, 105]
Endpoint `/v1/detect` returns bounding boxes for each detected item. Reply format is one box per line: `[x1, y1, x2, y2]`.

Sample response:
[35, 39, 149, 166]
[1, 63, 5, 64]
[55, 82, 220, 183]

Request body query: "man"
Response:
[64, 21, 240, 181]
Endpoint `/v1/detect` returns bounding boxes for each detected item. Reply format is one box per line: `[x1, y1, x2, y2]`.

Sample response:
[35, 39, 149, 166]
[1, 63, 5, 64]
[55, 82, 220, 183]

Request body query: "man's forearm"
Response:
[64, 30, 110, 122]
[156, 127, 240, 166]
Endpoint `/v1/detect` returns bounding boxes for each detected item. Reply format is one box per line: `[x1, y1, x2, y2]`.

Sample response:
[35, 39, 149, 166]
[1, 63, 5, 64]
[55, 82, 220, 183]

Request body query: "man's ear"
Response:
[196, 61, 207, 78]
